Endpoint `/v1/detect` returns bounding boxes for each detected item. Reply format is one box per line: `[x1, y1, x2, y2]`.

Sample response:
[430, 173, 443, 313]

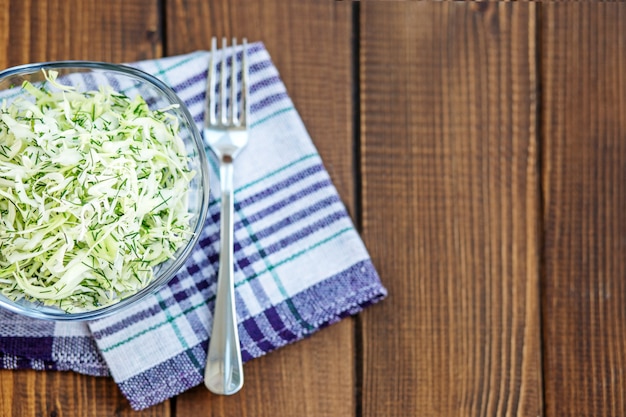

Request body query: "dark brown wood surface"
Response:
[359, 3, 543, 416]
[0, 2, 625, 416]
[541, 4, 626, 417]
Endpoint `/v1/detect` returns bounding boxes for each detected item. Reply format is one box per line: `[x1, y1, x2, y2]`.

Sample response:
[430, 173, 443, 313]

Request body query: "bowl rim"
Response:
[0, 61, 211, 321]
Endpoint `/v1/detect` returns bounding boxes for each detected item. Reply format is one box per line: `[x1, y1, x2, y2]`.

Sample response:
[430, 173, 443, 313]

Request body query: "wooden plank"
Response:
[541, 4, 626, 416]
[166, 1, 356, 416]
[0, 1, 166, 416]
[0, 371, 167, 417]
[360, 3, 542, 416]
[0, 0, 161, 67]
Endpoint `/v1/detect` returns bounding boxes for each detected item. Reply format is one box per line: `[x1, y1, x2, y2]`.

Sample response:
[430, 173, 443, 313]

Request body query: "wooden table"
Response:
[1, 2, 625, 416]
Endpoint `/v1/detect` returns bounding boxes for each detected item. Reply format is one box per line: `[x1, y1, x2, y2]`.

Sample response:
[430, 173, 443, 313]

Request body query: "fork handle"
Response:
[204, 159, 244, 395]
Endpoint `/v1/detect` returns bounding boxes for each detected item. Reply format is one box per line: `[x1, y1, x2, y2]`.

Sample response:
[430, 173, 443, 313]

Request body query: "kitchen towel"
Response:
[0, 42, 387, 410]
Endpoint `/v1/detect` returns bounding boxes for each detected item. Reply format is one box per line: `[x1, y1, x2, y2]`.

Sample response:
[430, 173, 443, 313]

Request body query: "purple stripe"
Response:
[0, 337, 54, 360]
[238, 189, 337, 230]
[175, 272, 211, 301]
[235, 182, 336, 230]
[197, 163, 326, 247]
[250, 75, 281, 94]
[248, 42, 265, 55]
[264, 306, 297, 341]
[209, 189, 341, 269]
[236, 163, 324, 208]
[81, 73, 99, 91]
[234, 192, 338, 250]
[167, 57, 276, 98]
[182, 301, 210, 342]
[92, 262, 214, 339]
[240, 349, 253, 362]
[117, 345, 205, 410]
[249, 59, 272, 74]
[192, 89, 290, 124]
[91, 302, 172, 339]
[170, 70, 208, 92]
[51, 335, 105, 362]
[173, 71, 280, 99]
[285, 259, 386, 325]
[184, 211, 348, 298]
[0, 353, 57, 371]
[175, 71, 281, 107]
[250, 92, 289, 114]
[206, 209, 347, 277]
[241, 317, 275, 353]
[105, 73, 122, 93]
[0, 310, 58, 336]
[239, 260, 386, 352]
[244, 210, 348, 262]
[129, 42, 265, 93]
[91, 275, 209, 340]
[235, 260, 385, 358]
[58, 360, 110, 377]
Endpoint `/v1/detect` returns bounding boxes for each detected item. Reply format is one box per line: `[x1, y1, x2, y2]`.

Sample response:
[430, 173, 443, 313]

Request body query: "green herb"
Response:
[0, 70, 196, 312]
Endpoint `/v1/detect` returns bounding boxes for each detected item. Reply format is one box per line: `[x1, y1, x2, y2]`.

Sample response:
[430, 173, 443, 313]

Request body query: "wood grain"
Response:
[541, 4, 626, 416]
[167, 1, 357, 416]
[0, 0, 167, 415]
[0, 0, 161, 67]
[8, 1, 626, 417]
[0, 370, 167, 417]
[359, 3, 542, 416]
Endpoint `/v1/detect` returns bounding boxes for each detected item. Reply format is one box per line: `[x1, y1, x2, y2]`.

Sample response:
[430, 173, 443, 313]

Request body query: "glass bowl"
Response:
[0, 62, 210, 321]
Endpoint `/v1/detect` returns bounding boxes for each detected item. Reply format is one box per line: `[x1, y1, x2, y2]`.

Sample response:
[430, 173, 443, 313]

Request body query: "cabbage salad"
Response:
[0, 70, 195, 312]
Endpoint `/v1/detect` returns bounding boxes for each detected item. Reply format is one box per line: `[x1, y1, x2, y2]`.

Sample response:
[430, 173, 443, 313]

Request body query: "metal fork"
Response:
[203, 37, 248, 395]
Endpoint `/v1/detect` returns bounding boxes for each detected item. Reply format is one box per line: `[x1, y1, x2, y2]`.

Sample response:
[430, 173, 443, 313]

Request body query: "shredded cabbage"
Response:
[0, 70, 195, 312]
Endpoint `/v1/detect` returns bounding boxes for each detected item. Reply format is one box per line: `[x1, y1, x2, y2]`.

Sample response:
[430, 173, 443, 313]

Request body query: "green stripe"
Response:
[101, 300, 206, 353]
[155, 292, 187, 350]
[120, 53, 200, 95]
[99, 227, 352, 352]
[234, 151, 316, 194]
[206, 152, 318, 208]
[152, 53, 203, 77]
[238, 208, 314, 331]
[235, 227, 352, 286]
[155, 292, 202, 369]
[152, 59, 171, 87]
[250, 106, 294, 128]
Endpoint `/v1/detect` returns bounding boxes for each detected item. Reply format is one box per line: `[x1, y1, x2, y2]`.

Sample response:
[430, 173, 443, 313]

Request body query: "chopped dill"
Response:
[0, 70, 195, 313]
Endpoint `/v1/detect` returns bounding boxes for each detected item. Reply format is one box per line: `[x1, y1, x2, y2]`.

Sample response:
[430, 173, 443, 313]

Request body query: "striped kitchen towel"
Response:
[0, 42, 387, 410]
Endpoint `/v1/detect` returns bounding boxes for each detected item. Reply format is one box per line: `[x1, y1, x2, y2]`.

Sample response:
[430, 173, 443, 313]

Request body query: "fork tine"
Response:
[230, 37, 238, 126]
[241, 38, 248, 126]
[220, 37, 228, 125]
[206, 37, 217, 127]
[206, 37, 248, 128]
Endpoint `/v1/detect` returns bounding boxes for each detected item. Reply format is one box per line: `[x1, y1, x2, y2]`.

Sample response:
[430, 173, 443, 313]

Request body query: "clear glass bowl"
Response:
[0, 62, 210, 321]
